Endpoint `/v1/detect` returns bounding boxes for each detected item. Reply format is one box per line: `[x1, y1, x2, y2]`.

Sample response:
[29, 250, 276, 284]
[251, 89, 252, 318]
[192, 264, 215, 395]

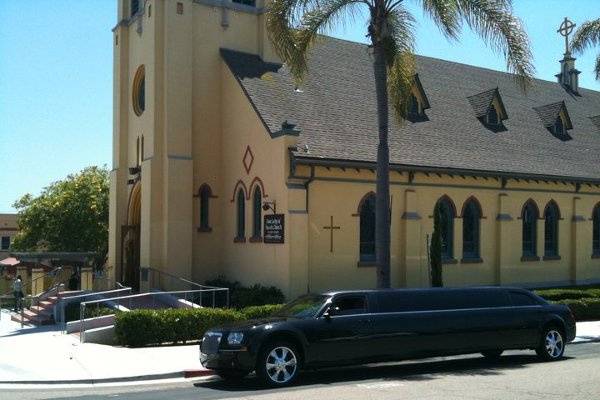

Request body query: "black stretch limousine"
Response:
[200, 287, 576, 386]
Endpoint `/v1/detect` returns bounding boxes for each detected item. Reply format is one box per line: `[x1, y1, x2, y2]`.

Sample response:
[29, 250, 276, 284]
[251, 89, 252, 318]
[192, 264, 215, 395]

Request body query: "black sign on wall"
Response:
[264, 214, 285, 244]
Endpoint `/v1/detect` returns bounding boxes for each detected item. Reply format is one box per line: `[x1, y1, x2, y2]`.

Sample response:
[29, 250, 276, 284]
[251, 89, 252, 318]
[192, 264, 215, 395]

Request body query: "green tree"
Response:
[12, 166, 109, 258]
[571, 18, 600, 80]
[267, 0, 533, 288]
[430, 207, 443, 287]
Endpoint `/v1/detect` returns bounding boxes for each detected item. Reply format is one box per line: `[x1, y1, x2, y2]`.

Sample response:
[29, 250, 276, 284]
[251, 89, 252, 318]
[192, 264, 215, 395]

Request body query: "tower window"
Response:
[252, 186, 262, 240]
[131, 0, 140, 17]
[235, 189, 246, 241]
[199, 185, 212, 232]
[132, 66, 145, 116]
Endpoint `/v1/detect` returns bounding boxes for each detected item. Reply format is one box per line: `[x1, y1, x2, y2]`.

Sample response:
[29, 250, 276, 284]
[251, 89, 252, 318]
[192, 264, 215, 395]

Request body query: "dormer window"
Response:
[467, 88, 508, 131]
[486, 105, 499, 126]
[533, 101, 573, 141]
[232, 0, 256, 6]
[408, 94, 420, 117]
[406, 74, 430, 122]
[553, 116, 565, 136]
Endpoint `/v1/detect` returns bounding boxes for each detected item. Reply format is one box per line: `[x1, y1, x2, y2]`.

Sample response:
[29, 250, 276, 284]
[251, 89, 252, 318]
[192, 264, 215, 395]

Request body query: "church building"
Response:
[108, 0, 600, 298]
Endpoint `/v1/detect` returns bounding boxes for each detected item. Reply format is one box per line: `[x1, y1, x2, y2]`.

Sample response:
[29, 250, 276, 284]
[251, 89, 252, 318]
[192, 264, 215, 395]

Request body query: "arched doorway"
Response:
[121, 182, 141, 291]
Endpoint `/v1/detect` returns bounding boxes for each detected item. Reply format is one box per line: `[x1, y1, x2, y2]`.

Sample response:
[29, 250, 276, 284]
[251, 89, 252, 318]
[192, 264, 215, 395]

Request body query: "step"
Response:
[10, 313, 54, 326]
[30, 306, 54, 316]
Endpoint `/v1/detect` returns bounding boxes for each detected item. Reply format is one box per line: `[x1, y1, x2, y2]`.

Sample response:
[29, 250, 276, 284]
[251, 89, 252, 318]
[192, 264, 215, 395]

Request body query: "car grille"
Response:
[201, 332, 222, 354]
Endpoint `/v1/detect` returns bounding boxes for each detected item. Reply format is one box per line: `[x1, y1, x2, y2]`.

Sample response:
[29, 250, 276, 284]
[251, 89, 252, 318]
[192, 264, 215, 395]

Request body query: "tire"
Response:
[481, 350, 503, 360]
[256, 340, 301, 387]
[216, 369, 249, 382]
[536, 326, 565, 361]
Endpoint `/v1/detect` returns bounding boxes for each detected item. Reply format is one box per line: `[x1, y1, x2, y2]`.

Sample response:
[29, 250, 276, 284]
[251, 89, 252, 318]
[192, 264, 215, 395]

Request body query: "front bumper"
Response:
[200, 349, 255, 371]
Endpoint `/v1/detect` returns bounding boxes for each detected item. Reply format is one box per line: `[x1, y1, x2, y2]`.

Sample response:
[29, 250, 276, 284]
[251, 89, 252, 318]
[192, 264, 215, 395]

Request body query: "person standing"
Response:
[12, 275, 23, 312]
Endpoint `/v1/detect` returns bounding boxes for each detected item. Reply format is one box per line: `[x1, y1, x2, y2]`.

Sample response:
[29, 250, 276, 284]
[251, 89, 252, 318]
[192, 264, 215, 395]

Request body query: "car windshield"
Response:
[273, 294, 330, 318]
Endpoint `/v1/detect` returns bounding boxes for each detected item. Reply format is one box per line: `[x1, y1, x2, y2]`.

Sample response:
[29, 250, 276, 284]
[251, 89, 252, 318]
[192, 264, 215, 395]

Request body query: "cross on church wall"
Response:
[323, 216, 341, 253]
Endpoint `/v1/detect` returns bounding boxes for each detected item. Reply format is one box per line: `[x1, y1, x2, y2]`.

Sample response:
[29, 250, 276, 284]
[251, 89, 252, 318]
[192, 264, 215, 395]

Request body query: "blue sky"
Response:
[0, 0, 599, 213]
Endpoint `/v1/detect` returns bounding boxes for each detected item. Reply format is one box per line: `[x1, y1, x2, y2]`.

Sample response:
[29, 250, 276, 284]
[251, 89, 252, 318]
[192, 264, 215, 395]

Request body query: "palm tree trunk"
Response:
[372, 32, 391, 289]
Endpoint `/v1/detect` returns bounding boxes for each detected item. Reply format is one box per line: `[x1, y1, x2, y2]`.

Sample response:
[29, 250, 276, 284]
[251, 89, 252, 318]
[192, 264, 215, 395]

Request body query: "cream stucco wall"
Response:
[109, 0, 600, 299]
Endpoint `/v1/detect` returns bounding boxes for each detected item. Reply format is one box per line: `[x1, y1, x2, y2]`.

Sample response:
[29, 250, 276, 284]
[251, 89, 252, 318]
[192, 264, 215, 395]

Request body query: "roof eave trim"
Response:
[291, 155, 600, 185]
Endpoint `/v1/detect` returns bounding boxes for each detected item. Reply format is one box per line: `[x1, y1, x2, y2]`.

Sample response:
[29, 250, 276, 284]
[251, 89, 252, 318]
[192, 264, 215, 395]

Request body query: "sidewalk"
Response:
[1, 308, 599, 386]
[0, 309, 212, 385]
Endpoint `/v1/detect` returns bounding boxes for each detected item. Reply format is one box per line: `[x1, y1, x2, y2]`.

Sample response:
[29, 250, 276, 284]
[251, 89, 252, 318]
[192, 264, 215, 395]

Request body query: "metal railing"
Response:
[78, 287, 230, 342]
[56, 287, 133, 332]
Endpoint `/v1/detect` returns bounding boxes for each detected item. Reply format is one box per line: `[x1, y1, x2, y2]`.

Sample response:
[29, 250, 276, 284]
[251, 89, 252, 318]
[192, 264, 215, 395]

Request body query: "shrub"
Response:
[64, 303, 117, 322]
[205, 276, 285, 308]
[240, 304, 284, 320]
[552, 298, 600, 321]
[535, 287, 600, 302]
[115, 307, 244, 347]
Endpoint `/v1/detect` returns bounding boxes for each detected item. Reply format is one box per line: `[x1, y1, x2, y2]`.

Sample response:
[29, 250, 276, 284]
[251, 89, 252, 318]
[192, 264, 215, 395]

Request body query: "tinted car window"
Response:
[331, 295, 367, 316]
[510, 291, 540, 306]
[274, 294, 329, 318]
[375, 289, 510, 313]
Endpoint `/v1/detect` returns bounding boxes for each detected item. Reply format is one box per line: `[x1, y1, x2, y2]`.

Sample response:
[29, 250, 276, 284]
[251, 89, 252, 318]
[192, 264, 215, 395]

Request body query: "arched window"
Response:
[199, 185, 211, 231]
[252, 186, 262, 239]
[487, 105, 499, 125]
[544, 201, 560, 257]
[522, 200, 538, 257]
[593, 204, 600, 256]
[359, 193, 376, 262]
[462, 198, 481, 260]
[236, 189, 245, 240]
[132, 65, 145, 116]
[435, 196, 456, 260]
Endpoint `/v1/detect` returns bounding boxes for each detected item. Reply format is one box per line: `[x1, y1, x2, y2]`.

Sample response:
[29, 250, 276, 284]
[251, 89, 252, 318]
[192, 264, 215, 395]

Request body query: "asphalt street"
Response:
[4, 342, 600, 400]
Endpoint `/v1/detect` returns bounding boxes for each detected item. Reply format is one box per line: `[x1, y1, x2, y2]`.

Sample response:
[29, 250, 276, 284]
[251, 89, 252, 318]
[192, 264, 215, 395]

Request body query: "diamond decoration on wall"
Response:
[243, 145, 254, 174]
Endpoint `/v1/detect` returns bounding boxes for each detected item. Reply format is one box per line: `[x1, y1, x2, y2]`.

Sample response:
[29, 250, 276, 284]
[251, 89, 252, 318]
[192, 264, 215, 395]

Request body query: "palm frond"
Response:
[388, 51, 416, 122]
[454, 0, 534, 90]
[418, 0, 460, 40]
[382, 7, 416, 122]
[267, 0, 365, 83]
[571, 19, 600, 53]
[595, 54, 600, 80]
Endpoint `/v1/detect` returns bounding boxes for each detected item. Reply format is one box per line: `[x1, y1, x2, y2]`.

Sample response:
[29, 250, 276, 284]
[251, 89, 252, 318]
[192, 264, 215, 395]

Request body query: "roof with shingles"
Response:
[220, 36, 600, 181]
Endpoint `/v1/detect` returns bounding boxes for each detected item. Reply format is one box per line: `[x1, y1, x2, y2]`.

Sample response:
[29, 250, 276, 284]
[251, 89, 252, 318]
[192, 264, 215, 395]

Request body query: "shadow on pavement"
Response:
[194, 353, 573, 393]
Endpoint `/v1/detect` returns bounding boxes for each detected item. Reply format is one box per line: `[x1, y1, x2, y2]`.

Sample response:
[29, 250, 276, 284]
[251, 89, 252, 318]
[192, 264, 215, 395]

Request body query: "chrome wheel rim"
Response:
[265, 346, 297, 384]
[545, 330, 564, 358]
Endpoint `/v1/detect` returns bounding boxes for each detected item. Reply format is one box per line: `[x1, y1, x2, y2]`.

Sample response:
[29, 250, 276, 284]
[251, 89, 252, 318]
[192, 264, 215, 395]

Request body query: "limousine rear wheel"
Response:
[536, 327, 565, 361]
[256, 341, 300, 387]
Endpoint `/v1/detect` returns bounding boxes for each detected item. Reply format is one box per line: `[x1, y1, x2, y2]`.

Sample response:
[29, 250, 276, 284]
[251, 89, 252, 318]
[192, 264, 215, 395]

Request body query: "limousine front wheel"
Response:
[257, 341, 300, 387]
[536, 327, 565, 361]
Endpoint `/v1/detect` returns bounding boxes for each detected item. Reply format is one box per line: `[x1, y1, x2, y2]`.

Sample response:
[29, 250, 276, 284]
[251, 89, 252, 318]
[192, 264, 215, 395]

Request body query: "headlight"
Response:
[227, 332, 244, 345]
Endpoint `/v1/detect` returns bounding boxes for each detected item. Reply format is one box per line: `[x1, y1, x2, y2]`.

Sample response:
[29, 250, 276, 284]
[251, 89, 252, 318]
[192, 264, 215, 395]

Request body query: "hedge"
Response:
[115, 304, 284, 347]
[552, 298, 600, 322]
[535, 287, 600, 302]
[240, 304, 284, 320]
[204, 277, 285, 308]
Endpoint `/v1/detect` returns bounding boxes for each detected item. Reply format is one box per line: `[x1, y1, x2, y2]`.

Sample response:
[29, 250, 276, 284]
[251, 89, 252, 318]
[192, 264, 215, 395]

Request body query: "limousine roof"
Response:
[322, 287, 528, 296]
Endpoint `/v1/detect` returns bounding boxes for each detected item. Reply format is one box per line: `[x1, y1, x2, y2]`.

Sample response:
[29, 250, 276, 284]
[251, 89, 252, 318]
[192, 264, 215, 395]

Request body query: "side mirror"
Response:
[323, 306, 339, 320]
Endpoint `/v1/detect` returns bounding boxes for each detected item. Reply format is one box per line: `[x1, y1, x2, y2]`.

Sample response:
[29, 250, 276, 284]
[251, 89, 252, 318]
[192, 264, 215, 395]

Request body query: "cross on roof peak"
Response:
[557, 17, 576, 54]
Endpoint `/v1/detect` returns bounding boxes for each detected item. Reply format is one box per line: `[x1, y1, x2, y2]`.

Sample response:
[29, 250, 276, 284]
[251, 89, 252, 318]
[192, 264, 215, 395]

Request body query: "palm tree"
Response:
[267, 0, 534, 288]
[571, 18, 600, 80]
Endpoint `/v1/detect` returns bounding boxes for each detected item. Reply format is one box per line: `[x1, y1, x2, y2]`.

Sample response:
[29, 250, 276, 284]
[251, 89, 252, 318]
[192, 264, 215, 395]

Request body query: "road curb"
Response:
[571, 338, 600, 345]
[0, 370, 216, 386]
